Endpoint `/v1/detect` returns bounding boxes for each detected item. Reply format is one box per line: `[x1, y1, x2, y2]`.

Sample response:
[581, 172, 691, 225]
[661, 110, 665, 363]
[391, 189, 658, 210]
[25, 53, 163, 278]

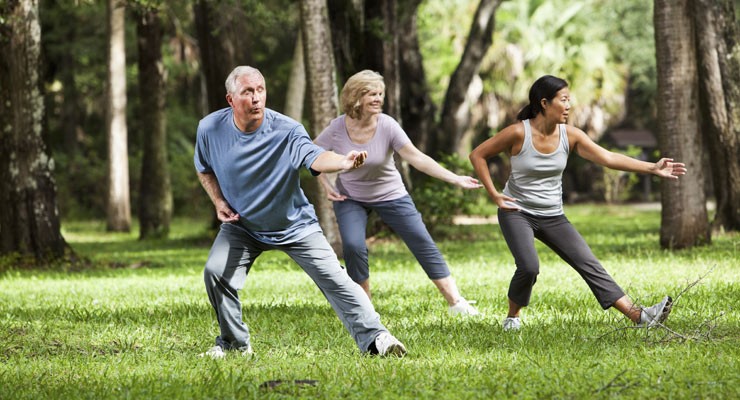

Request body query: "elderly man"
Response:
[194, 66, 406, 358]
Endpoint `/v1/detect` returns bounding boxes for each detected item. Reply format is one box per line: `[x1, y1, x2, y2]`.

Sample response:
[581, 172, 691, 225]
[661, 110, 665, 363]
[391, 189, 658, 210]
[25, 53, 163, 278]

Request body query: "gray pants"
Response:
[334, 195, 451, 283]
[498, 209, 626, 309]
[203, 223, 387, 352]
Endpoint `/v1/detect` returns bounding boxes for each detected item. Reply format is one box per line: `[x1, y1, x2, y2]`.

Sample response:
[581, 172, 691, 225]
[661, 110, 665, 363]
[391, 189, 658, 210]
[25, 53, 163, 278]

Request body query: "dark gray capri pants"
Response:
[497, 209, 626, 309]
[333, 195, 451, 284]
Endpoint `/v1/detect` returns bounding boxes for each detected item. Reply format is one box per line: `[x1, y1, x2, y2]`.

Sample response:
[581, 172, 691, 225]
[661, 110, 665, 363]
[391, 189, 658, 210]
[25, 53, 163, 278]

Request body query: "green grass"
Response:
[1, 204, 738, 399]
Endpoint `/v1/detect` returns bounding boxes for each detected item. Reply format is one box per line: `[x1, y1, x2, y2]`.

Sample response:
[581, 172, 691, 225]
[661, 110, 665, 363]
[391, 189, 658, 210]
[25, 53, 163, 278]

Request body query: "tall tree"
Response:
[284, 28, 306, 121]
[135, 4, 172, 239]
[193, 0, 249, 114]
[438, 0, 502, 157]
[653, 0, 710, 248]
[106, 0, 131, 232]
[0, 0, 67, 260]
[398, 0, 436, 155]
[364, 0, 401, 120]
[300, 0, 343, 254]
[694, 0, 740, 232]
[327, 0, 364, 84]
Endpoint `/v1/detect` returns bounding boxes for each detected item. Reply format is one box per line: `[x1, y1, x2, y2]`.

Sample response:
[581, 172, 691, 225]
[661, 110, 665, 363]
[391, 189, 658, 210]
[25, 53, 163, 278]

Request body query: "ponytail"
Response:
[516, 104, 534, 121]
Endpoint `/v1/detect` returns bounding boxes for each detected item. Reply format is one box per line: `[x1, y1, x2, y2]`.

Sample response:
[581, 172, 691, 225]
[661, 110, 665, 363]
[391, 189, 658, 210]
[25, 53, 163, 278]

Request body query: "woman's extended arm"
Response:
[568, 126, 686, 179]
[397, 143, 482, 189]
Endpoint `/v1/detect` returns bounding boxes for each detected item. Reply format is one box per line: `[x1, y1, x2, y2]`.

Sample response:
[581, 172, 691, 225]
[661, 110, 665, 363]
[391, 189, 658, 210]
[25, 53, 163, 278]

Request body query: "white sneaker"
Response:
[374, 332, 407, 357]
[199, 344, 253, 359]
[502, 317, 521, 331]
[199, 345, 226, 359]
[448, 298, 481, 316]
[238, 344, 254, 356]
[638, 296, 673, 327]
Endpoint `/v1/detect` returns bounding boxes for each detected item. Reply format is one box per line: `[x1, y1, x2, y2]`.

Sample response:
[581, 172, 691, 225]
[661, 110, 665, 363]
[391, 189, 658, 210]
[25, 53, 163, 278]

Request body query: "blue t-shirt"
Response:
[194, 107, 326, 244]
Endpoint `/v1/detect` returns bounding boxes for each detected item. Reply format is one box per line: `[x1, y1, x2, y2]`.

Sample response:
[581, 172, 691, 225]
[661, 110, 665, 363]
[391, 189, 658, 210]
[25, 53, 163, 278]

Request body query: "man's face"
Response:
[227, 72, 267, 131]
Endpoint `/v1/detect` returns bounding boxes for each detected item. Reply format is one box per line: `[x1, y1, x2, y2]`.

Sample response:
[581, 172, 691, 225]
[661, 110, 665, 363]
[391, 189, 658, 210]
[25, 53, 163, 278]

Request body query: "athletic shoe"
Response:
[448, 298, 481, 316]
[199, 344, 253, 359]
[199, 345, 226, 359]
[502, 317, 521, 331]
[374, 332, 407, 357]
[638, 296, 673, 327]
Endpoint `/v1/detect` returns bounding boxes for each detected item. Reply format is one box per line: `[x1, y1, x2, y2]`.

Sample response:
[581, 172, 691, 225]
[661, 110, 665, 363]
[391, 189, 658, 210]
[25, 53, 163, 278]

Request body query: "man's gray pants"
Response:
[204, 222, 387, 353]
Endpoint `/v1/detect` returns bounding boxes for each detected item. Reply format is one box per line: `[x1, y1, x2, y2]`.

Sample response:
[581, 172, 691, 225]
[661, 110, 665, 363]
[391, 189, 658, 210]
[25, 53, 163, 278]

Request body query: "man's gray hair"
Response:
[225, 66, 264, 94]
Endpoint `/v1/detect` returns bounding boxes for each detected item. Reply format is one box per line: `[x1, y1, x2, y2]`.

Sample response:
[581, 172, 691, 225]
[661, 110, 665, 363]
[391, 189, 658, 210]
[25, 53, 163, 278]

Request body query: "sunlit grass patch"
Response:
[0, 205, 738, 399]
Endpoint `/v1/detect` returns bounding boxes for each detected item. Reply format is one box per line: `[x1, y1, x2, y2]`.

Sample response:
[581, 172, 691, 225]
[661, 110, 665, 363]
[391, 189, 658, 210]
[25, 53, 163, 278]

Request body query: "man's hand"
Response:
[346, 150, 368, 170]
[215, 201, 240, 223]
[311, 150, 369, 173]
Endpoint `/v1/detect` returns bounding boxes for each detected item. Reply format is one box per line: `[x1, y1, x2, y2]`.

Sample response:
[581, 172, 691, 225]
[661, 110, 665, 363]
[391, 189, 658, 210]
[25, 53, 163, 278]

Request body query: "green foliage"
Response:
[592, 0, 657, 128]
[595, 146, 643, 203]
[417, 0, 478, 105]
[484, 0, 625, 121]
[54, 151, 108, 220]
[1, 207, 738, 399]
[412, 154, 486, 233]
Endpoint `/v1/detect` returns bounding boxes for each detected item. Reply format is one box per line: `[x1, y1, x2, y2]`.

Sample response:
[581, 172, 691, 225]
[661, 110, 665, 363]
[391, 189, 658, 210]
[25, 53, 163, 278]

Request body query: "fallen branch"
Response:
[592, 265, 724, 343]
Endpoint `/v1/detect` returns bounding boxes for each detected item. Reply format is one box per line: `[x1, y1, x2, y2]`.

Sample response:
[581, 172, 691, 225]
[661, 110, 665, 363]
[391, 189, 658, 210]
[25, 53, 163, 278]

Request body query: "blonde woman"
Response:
[314, 70, 481, 316]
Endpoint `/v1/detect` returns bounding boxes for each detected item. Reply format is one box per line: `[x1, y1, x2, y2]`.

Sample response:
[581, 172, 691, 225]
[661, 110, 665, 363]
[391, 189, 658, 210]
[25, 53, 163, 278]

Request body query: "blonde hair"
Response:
[225, 66, 264, 94]
[340, 70, 385, 119]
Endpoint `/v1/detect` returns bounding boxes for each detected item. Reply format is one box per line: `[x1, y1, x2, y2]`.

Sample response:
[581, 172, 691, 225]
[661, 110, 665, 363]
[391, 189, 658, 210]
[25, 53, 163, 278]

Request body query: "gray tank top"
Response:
[502, 119, 569, 216]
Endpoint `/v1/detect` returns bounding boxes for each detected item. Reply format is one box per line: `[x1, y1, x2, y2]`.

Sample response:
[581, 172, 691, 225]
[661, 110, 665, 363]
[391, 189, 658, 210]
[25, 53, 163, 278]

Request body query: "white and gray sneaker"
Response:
[199, 344, 253, 359]
[638, 296, 673, 327]
[374, 332, 407, 357]
[448, 298, 481, 316]
[199, 345, 226, 359]
[502, 316, 521, 331]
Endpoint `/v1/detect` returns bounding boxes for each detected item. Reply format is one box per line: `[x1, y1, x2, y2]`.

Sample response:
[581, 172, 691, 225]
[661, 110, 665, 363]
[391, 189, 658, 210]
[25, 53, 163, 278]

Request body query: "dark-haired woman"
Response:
[469, 75, 686, 330]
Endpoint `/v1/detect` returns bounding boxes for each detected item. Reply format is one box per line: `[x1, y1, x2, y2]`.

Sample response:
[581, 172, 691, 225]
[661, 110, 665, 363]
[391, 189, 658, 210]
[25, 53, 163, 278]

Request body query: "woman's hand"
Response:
[493, 194, 520, 211]
[324, 185, 347, 202]
[652, 158, 687, 179]
[452, 175, 484, 190]
[318, 174, 347, 202]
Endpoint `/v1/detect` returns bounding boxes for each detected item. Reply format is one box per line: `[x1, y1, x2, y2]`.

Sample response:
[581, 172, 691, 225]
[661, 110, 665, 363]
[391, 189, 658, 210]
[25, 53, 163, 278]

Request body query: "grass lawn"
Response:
[0, 204, 738, 399]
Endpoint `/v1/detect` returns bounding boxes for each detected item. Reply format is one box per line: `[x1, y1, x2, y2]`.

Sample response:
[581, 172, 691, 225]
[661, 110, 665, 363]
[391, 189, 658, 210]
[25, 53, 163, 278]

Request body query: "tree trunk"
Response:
[106, 0, 131, 232]
[398, 0, 436, 156]
[327, 0, 365, 85]
[0, 0, 67, 260]
[284, 29, 306, 121]
[694, 0, 740, 232]
[300, 0, 343, 255]
[438, 0, 502, 157]
[136, 6, 172, 239]
[193, 0, 251, 114]
[193, 0, 250, 229]
[364, 0, 401, 120]
[653, 0, 710, 248]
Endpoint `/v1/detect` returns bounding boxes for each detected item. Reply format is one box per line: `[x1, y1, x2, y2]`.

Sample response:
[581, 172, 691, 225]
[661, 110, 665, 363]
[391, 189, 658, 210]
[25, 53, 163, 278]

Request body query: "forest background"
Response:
[1, 1, 739, 398]
[1, 0, 739, 262]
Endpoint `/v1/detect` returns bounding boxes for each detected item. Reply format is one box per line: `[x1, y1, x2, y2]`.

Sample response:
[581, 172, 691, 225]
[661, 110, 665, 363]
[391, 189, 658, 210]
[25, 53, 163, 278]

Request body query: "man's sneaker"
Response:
[502, 317, 521, 331]
[199, 345, 226, 359]
[199, 344, 253, 359]
[638, 296, 673, 327]
[374, 332, 407, 357]
[448, 298, 481, 316]
[238, 344, 254, 356]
